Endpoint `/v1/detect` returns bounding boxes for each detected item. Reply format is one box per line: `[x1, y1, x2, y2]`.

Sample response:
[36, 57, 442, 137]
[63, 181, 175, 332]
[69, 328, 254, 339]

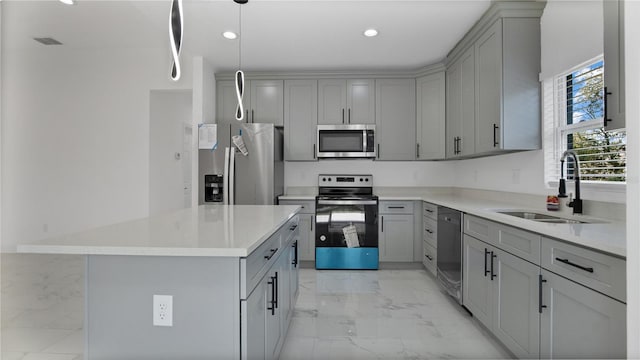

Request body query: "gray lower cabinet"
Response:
[463, 234, 494, 327]
[463, 235, 540, 359]
[463, 214, 627, 359]
[375, 79, 417, 160]
[379, 214, 414, 262]
[539, 269, 626, 359]
[492, 246, 540, 359]
[284, 80, 317, 161]
[379, 201, 416, 262]
[243, 275, 267, 359]
[298, 214, 315, 261]
[278, 200, 315, 261]
[264, 267, 282, 360]
[85, 216, 298, 360]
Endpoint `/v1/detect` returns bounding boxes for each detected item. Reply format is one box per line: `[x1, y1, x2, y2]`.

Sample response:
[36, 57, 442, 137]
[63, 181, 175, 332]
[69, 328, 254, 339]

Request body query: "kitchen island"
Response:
[17, 205, 301, 360]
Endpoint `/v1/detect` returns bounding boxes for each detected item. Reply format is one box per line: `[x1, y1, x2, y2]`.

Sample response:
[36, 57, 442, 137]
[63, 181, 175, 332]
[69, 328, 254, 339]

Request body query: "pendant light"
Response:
[234, 0, 248, 121]
[169, 0, 184, 81]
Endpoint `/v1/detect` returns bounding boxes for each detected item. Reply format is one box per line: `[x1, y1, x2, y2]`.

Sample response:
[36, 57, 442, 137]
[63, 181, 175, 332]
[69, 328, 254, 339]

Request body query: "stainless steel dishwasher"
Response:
[437, 207, 462, 303]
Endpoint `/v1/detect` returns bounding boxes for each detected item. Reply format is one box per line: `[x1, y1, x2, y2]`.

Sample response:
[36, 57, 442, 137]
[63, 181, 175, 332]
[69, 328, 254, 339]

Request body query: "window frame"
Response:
[543, 56, 626, 192]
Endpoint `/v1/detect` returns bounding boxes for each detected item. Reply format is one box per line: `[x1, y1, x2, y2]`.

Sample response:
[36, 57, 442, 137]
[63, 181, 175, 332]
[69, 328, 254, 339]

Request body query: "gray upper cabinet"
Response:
[446, 2, 543, 158]
[284, 80, 317, 161]
[446, 47, 476, 158]
[318, 79, 375, 125]
[416, 71, 446, 160]
[375, 78, 417, 161]
[249, 80, 284, 126]
[216, 79, 283, 126]
[603, 0, 625, 130]
[217, 80, 250, 126]
[540, 269, 626, 359]
[474, 18, 541, 154]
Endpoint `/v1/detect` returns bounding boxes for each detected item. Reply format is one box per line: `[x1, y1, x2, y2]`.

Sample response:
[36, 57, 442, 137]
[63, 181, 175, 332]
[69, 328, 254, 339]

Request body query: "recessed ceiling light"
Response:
[364, 29, 378, 37]
[59, 0, 75, 5]
[223, 31, 238, 40]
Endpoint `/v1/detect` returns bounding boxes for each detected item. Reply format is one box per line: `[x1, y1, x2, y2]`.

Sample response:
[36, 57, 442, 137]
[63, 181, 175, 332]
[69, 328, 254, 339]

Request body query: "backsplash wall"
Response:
[285, 150, 626, 204]
[284, 160, 455, 188]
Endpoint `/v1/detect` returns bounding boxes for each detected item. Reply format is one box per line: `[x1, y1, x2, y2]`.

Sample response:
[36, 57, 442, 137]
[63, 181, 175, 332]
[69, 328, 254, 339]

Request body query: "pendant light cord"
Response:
[238, 4, 242, 69]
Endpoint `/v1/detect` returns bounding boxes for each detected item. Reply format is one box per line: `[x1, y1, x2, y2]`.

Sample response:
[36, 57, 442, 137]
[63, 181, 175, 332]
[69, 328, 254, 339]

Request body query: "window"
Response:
[544, 58, 626, 185]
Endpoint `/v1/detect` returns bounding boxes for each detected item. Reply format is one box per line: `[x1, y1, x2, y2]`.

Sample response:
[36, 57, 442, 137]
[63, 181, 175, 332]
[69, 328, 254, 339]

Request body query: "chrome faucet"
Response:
[558, 150, 583, 214]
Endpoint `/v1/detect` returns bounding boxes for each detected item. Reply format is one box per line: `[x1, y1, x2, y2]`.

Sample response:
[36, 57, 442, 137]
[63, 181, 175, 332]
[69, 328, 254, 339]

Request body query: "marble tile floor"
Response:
[2, 257, 511, 359]
[279, 268, 512, 359]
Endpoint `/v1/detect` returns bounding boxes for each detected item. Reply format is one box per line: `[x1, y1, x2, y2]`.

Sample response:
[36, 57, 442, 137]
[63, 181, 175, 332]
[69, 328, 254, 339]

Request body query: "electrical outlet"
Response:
[153, 295, 173, 327]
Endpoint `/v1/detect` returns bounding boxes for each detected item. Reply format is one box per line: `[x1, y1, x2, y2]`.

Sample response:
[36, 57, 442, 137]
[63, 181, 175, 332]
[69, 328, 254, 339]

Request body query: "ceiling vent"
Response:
[33, 37, 63, 45]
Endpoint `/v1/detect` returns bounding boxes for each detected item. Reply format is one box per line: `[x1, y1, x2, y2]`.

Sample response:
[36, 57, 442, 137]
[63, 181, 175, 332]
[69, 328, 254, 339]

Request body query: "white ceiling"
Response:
[2, 0, 492, 73]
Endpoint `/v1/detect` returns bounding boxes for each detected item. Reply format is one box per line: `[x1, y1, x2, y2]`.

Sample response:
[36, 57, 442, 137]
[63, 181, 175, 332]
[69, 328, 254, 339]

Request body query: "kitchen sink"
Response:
[494, 210, 604, 224]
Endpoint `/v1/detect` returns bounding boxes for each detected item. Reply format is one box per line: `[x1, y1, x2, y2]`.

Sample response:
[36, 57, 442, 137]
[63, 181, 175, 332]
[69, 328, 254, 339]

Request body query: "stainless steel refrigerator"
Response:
[199, 123, 284, 205]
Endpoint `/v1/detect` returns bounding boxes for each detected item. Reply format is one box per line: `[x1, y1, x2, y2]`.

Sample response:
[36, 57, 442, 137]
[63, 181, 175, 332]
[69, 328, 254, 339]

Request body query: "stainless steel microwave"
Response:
[316, 124, 376, 158]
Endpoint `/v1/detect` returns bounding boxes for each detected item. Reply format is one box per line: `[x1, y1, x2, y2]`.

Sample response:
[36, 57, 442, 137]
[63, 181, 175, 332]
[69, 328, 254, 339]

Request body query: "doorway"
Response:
[149, 89, 193, 216]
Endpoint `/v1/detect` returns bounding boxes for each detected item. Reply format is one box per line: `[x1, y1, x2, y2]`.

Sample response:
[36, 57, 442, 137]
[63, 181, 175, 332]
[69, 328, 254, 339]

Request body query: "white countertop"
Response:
[279, 188, 626, 258]
[17, 205, 301, 257]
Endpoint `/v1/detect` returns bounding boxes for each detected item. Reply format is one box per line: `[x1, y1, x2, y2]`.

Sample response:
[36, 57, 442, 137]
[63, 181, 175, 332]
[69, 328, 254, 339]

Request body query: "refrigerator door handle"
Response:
[229, 148, 236, 205]
[223, 147, 230, 205]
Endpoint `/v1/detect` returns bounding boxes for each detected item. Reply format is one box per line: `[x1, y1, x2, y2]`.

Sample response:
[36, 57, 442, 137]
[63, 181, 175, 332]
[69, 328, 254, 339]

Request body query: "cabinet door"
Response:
[318, 79, 347, 125]
[250, 80, 284, 126]
[475, 19, 503, 154]
[603, 0, 625, 130]
[217, 80, 251, 125]
[540, 269, 626, 359]
[375, 78, 417, 160]
[277, 251, 292, 336]
[492, 247, 540, 359]
[265, 269, 282, 360]
[289, 241, 299, 306]
[462, 235, 493, 328]
[347, 79, 375, 124]
[459, 47, 476, 157]
[379, 214, 414, 262]
[284, 80, 317, 161]
[242, 278, 266, 360]
[298, 214, 315, 261]
[446, 59, 462, 158]
[416, 72, 446, 160]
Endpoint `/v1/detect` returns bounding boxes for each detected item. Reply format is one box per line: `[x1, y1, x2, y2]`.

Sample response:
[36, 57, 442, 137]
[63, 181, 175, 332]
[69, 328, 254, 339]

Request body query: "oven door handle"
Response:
[317, 200, 378, 206]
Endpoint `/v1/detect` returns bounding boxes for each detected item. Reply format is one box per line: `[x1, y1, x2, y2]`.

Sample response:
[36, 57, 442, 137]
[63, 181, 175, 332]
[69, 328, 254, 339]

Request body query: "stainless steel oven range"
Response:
[315, 175, 379, 269]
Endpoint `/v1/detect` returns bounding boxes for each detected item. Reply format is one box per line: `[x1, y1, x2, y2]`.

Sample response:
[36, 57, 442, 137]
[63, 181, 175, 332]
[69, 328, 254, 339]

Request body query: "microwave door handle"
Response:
[363, 130, 367, 153]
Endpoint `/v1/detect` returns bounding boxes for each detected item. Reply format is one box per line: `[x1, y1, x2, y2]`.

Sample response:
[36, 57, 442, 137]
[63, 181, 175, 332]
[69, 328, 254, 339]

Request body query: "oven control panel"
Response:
[318, 174, 372, 187]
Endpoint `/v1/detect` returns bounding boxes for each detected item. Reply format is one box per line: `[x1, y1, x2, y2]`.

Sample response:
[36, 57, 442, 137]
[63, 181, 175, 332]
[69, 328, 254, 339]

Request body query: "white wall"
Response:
[285, 161, 455, 188]
[1, 45, 192, 252]
[149, 90, 193, 216]
[540, 0, 603, 79]
[625, 1, 640, 356]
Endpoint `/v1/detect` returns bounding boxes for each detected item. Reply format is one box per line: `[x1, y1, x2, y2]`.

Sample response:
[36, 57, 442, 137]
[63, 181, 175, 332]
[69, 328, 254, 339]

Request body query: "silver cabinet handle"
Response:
[342, 109, 345, 124]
